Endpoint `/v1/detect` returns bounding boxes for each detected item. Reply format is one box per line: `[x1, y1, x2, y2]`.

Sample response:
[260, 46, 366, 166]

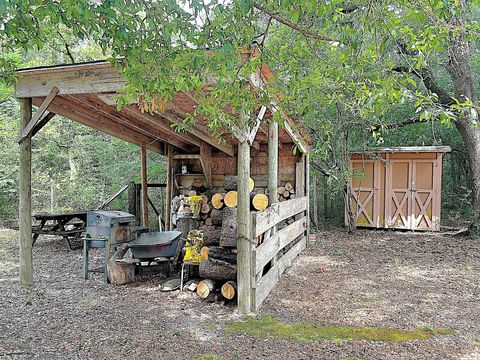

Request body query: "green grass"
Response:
[225, 316, 453, 343]
[197, 355, 224, 360]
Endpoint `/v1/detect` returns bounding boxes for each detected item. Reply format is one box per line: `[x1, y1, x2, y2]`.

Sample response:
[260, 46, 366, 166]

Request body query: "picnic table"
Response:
[32, 211, 88, 249]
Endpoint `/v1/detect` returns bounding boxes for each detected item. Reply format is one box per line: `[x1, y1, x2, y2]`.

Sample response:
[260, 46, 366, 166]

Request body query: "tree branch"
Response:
[253, 3, 337, 42]
[392, 66, 453, 106]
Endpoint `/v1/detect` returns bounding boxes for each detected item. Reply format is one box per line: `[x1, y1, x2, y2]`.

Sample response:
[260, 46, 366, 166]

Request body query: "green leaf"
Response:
[290, 9, 301, 24]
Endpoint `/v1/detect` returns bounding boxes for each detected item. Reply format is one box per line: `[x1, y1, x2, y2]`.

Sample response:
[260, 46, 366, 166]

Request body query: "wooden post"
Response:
[313, 174, 318, 228]
[237, 140, 253, 315]
[128, 181, 136, 216]
[141, 145, 149, 227]
[305, 153, 310, 245]
[165, 145, 173, 230]
[267, 122, 278, 205]
[19, 98, 33, 286]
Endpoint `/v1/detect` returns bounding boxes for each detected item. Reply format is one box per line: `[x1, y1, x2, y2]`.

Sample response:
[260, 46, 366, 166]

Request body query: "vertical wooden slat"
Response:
[313, 174, 318, 228]
[141, 145, 149, 227]
[19, 98, 33, 286]
[305, 153, 310, 245]
[237, 140, 253, 315]
[267, 122, 278, 205]
[165, 145, 174, 230]
[434, 154, 443, 231]
[384, 154, 391, 229]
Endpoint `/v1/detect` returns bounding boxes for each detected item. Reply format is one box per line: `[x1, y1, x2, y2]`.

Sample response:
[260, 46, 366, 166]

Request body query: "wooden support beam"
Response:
[237, 140, 254, 315]
[305, 153, 310, 246]
[18, 87, 58, 142]
[31, 112, 55, 137]
[18, 98, 33, 286]
[165, 145, 174, 231]
[15, 63, 126, 98]
[268, 121, 279, 205]
[247, 106, 267, 145]
[33, 97, 164, 154]
[141, 145, 149, 227]
[199, 142, 212, 187]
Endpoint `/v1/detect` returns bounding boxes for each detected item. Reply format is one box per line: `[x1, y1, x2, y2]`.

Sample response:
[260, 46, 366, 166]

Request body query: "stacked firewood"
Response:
[186, 175, 268, 302]
[277, 182, 295, 202]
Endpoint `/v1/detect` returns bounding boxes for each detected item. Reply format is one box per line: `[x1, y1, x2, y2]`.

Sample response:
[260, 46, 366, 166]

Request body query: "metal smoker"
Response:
[82, 210, 137, 282]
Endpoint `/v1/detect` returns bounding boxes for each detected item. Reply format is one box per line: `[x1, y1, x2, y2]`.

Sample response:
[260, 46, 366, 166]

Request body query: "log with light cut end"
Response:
[221, 281, 237, 300]
[283, 190, 290, 198]
[205, 218, 213, 226]
[278, 196, 286, 202]
[201, 195, 209, 205]
[251, 193, 269, 211]
[196, 279, 215, 299]
[199, 259, 236, 280]
[201, 203, 211, 214]
[284, 182, 293, 192]
[211, 193, 224, 209]
[220, 207, 237, 247]
[277, 186, 285, 195]
[200, 246, 209, 260]
[224, 191, 238, 208]
[187, 190, 197, 197]
[210, 208, 223, 225]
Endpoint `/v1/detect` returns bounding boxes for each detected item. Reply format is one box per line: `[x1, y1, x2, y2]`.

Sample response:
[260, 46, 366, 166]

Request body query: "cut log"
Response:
[199, 224, 221, 246]
[224, 175, 254, 192]
[107, 244, 135, 285]
[197, 279, 215, 299]
[221, 281, 237, 300]
[201, 246, 237, 264]
[224, 191, 238, 208]
[284, 182, 293, 192]
[251, 193, 269, 211]
[205, 218, 213, 226]
[277, 186, 285, 195]
[200, 246, 209, 260]
[220, 207, 237, 247]
[201, 195, 209, 205]
[201, 203, 211, 214]
[283, 190, 290, 198]
[224, 175, 238, 191]
[211, 193, 224, 209]
[210, 208, 223, 226]
[192, 178, 203, 188]
[199, 259, 236, 280]
[278, 195, 286, 202]
[187, 190, 197, 197]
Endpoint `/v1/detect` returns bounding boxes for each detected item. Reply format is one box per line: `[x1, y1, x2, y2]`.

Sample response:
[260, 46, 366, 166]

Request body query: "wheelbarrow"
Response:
[129, 231, 182, 261]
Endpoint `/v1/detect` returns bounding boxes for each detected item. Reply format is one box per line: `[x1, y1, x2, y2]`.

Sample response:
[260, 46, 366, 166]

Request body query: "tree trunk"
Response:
[445, 9, 480, 231]
[220, 207, 237, 247]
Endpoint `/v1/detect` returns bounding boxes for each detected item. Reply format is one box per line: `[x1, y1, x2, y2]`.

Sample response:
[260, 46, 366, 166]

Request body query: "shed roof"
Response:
[354, 146, 452, 154]
[15, 60, 310, 155]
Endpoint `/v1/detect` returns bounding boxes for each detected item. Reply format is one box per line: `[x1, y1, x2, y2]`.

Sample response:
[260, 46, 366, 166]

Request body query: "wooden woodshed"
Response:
[14, 58, 311, 314]
[347, 146, 451, 231]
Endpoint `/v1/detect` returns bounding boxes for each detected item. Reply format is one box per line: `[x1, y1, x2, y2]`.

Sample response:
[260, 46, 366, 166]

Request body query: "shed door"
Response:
[386, 158, 438, 231]
[350, 160, 381, 227]
[412, 160, 437, 230]
[386, 160, 412, 229]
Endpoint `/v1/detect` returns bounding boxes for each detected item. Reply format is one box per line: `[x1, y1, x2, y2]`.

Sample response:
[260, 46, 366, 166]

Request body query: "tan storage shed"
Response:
[347, 146, 451, 231]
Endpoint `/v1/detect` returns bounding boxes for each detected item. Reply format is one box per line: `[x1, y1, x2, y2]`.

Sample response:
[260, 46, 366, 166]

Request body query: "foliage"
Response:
[1, 1, 480, 226]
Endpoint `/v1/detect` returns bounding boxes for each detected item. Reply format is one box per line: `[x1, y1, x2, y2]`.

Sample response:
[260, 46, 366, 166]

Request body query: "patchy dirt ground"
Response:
[1, 227, 479, 359]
